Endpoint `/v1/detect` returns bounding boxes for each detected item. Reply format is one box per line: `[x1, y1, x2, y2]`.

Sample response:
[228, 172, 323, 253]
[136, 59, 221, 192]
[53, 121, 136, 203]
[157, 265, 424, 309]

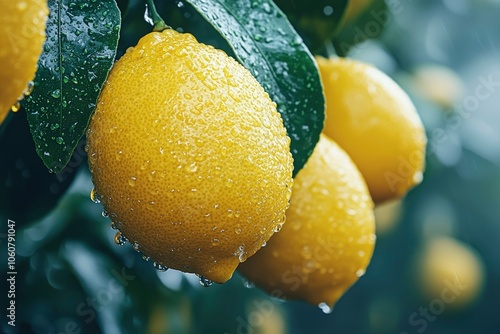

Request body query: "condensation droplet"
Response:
[153, 262, 168, 272]
[101, 210, 108, 218]
[114, 231, 127, 246]
[128, 176, 137, 187]
[318, 302, 333, 314]
[11, 101, 21, 112]
[197, 275, 213, 287]
[51, 89, 61, 99]
[90, 188, 100, 203]
[413, 171, 423, 183]
[212, 238, 220, 246]
[356, 269, 366, 277]
[24, 81, 35, 96]
[346, 208, 356, 216]
[187, 162, 198, 173]
[132, 242, 140, 252]
[110, 222, 117, 230]
[142, 254, 150, 262]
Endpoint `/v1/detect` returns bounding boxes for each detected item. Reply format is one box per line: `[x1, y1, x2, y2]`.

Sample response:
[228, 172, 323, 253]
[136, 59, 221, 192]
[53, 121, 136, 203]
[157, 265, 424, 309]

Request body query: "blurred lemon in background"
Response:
[416, 236, 485, 311]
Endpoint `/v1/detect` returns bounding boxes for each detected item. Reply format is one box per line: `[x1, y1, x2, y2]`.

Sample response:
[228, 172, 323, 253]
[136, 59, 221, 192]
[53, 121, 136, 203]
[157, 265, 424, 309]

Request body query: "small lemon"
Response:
[239, 135, 375, 308]
[0, 0, 48, 123]
[416, 237, 485, 311]
[316, 56, 427, 204]
[87, 29, 293, 283]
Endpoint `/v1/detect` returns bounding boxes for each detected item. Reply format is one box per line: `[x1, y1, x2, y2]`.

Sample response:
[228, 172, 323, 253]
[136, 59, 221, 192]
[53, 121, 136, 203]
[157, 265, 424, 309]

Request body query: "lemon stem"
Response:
[146, 0, 169, 32]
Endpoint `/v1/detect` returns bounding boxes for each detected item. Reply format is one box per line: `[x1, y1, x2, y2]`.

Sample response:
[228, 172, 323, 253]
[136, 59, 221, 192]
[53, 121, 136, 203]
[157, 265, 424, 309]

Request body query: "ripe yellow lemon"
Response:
[316, 56, 427, 204]
[416, 237, 485, 311]
[86, 29, 294, 283]
[0, 0, 48, 123]
[239, 135, 375, 308]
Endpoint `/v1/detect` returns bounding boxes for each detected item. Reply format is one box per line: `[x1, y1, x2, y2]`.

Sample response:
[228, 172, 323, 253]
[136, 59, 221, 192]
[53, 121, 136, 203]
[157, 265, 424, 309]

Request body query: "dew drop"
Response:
[153, 262, 169, 272]
[413, 171, 423, 183]
[51, 89, 61, 99]
[187, 162, 198, 173]
[110, 222, 117, 230]
[101, 210, 108, 218]
[11, 101, 21, 112]
[90, 188, 100, 203]
[114, 231, 127, 246]
[318, 302, 333, 314]
[274, 223, 283, 232]
[346, 208, 356, 216]
[24, 81, 34, 96]
[128, 176, 137, 187]
[212, 238, 220, 246]
[132, 242, 141, 252]
[197, 275, 213, 287]
[262, 2, 272, 13]
[143, 4, 154, 25]
[236, 245, 246, 262]
[142, 254, 150, 262]
[356, 269, 366, 277]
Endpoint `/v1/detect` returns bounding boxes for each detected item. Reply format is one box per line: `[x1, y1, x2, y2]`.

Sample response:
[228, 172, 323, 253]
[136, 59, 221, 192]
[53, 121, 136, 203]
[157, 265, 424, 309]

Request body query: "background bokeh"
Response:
[1, 0, 500, 333]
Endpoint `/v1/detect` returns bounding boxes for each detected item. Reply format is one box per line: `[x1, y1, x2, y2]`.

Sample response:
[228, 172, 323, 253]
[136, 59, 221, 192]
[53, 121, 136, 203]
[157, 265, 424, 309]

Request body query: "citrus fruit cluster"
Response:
[239, 57, 426, 309]
[87, 28, 426, 308]
[0, 0, 48, 124]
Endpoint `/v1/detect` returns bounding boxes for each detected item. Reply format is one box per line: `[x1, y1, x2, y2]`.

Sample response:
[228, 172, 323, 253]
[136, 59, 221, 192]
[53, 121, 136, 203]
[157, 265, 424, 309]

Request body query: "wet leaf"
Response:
[185, 0, 325, 176]
[23, 0, 121, 173]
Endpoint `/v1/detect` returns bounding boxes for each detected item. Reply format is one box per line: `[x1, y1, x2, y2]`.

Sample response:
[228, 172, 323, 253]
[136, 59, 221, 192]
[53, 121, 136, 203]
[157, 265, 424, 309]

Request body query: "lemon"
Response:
[86, 29, 294, 283]
[411, 64, 464, 108]
[239, 135, 375, 308]
[416, 237, 485, 311]
[316, 56, 427, 204]
[0, 0, 48, 124]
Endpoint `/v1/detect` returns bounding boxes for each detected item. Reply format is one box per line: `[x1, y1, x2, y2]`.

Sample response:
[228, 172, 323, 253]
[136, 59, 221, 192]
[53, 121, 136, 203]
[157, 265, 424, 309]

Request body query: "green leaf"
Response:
[184, 0, 325, 176]
[273, 0, 349, 53]
[23, 0, 121, 173]
[0, 110, 78, 223]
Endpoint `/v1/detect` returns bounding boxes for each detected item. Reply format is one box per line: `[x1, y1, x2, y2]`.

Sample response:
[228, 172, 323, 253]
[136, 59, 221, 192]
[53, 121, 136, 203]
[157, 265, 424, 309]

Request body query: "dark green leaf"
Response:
[23, 0, 121, 173]
[184, 0, 325, 176]
[0, 110, 78, 223]
[333, 0, 388, 56]
[273, 0, 349, 53]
